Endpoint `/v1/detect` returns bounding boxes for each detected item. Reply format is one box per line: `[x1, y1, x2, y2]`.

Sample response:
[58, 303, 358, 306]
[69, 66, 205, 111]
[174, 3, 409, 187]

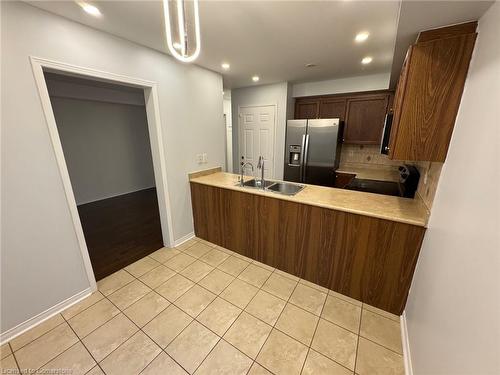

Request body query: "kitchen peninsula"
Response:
[190, 169, 429, 314]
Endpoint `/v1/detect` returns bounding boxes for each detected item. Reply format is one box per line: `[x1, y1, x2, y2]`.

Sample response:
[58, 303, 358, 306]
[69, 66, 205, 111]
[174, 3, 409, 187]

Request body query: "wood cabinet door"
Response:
[389, 33, 476, 161]
[388, 46, 413, 158]
[344, 95, 389, 144]
[295, 100, 319, 119]
[319, 98, 346, 120]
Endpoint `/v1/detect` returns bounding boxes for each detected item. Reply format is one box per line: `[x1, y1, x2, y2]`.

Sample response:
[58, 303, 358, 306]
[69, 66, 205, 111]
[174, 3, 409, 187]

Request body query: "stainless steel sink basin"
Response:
[237, 179, 305, 196]
[239, 179, 275, 189]
[267, 182, 305, 196]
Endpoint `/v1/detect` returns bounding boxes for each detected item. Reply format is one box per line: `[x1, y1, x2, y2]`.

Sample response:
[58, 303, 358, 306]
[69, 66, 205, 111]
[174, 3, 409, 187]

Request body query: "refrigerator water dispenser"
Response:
[288, 145, 302, 165]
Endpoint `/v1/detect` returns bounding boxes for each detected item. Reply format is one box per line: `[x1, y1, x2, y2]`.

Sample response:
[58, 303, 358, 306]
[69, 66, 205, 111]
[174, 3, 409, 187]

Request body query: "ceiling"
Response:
[27, 0, 399, 88]
[27, 1, 493, 90]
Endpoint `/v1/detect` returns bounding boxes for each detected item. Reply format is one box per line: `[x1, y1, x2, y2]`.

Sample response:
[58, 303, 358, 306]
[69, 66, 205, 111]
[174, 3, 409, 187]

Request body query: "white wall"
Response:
[50, 97, 155, 205]
[292, 72, 390, 97]
[405, 3, 500, 374]
[1, 2, 224, 335]
[231, 82, 289, 179]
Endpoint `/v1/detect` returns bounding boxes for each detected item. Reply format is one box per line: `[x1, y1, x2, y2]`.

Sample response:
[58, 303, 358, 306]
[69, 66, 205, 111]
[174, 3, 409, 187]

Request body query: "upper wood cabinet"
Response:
[319, 98, 346, 121]
[344, 94, 389, 144]
[295, 90, 393, 145]
[388, 22, 477, 162]
[295, 99, 319, 119]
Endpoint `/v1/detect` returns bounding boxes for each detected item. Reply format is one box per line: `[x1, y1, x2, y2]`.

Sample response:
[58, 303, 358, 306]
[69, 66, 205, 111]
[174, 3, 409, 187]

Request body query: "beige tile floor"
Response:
[1, 237, 405, 375]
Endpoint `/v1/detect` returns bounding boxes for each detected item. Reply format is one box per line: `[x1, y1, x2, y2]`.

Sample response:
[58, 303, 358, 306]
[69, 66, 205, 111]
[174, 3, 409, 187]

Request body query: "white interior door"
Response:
[239, 105, 275, 179]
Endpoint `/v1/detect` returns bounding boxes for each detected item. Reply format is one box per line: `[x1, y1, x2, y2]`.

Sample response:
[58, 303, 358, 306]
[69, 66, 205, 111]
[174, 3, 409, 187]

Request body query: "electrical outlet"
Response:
[196, 153, 203, 164]
[202, 153, 208, 163]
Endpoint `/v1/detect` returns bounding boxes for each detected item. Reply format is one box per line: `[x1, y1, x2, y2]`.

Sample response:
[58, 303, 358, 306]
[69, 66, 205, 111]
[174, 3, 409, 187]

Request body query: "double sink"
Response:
[237, 178, 305, 196]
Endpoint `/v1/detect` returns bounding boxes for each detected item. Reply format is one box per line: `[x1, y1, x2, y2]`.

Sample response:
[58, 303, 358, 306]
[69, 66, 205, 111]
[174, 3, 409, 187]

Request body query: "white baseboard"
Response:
[0, 287, 92, 345]
[400, 311, 413, 375]
[174, 231, 195, 247]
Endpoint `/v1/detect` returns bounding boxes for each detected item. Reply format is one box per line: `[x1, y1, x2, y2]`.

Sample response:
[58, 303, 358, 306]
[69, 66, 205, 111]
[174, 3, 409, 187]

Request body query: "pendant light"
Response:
[163, 0, 201, 63]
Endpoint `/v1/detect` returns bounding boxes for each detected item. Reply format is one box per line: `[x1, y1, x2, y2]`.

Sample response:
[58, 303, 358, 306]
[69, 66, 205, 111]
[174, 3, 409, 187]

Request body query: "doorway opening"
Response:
[44, 72, 163, 280]
[32, 57, 174, 284]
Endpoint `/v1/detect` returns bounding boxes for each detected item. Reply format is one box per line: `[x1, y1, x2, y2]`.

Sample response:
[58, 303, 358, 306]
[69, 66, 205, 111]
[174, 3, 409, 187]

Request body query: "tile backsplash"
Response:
[339, 144, 442, 210]
[340, 144, 400, 170]
[413, 161, 443, 210]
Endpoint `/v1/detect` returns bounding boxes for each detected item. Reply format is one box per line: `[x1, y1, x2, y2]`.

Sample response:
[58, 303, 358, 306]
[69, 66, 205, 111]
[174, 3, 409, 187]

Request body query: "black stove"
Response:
[344, 164, 420, 198]
[345, 179, 401, 197]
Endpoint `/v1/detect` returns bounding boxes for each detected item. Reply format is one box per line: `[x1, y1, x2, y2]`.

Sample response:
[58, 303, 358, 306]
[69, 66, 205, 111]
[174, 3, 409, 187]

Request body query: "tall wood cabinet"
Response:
[294, 90, 393, 145]
[387, 22, 477, 162]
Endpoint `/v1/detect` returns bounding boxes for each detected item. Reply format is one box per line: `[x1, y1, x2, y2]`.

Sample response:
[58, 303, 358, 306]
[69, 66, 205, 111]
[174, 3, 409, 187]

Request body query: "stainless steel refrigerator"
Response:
[283, 119, 343, 187]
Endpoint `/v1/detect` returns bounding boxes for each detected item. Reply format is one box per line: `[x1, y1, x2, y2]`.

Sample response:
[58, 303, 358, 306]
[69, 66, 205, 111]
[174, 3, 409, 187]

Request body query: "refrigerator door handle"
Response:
[302, 134, 310, 182]
[299, 134, 306, 180]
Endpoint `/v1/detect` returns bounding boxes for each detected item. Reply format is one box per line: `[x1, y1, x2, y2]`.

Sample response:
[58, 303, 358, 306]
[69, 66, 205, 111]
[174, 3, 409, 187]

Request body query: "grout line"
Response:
[328, 290, 363, 308]
[104, 284, 248, 372]
[9, 343, 21, 373]
[195, 262, 341, 349]
[119, 262, 361, 375]
[7, 244, 196, 373]
[72, 303, 122, 340]
[8, 316, 67, 354]
[98, 292, 187, 373]
[100, 269, 137, 295]
[123, 294, 171, 328]
[137, 349, 164, 375]
[112, 266, 208, 374]
[190, 334, 223, 374]
[62, 292, 106, 320]
[353, 306, 363, 375]
[298, 284, 328, 375]
[252, 274, 301, 372]
[78, 270, 179, 373]
[35, 341, 82, 371]
[190, 260, 293, 374]
[361, 304, 400, 323]
[60, 313, 107, 375]
[357, 335, 404, 357]
[137, 262, 168, 280]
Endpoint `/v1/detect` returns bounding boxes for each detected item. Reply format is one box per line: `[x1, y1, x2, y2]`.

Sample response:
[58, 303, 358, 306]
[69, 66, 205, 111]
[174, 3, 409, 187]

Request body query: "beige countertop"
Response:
[336, 165, 400, 182]
[190, 171, 429, 227]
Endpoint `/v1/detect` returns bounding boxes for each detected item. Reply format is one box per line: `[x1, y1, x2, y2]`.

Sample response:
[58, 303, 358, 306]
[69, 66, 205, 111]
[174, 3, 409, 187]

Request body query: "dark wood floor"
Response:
[78, 187, 164, 280]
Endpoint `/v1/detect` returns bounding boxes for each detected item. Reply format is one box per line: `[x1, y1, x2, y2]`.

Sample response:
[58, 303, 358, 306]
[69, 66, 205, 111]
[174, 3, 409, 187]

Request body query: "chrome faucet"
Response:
[257, 156, 265, 189]
[240, 162, 254, 186]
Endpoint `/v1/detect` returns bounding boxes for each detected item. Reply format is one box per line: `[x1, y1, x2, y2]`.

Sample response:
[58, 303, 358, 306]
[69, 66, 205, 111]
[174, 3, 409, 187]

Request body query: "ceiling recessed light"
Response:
[78, 2, 101, 17]
[252, 75, 260, 82]
[221, 63, 230, 70]
[361, 56, 373, 65]
[173, 42, 182, 50]
[355, 32, 369, 43]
